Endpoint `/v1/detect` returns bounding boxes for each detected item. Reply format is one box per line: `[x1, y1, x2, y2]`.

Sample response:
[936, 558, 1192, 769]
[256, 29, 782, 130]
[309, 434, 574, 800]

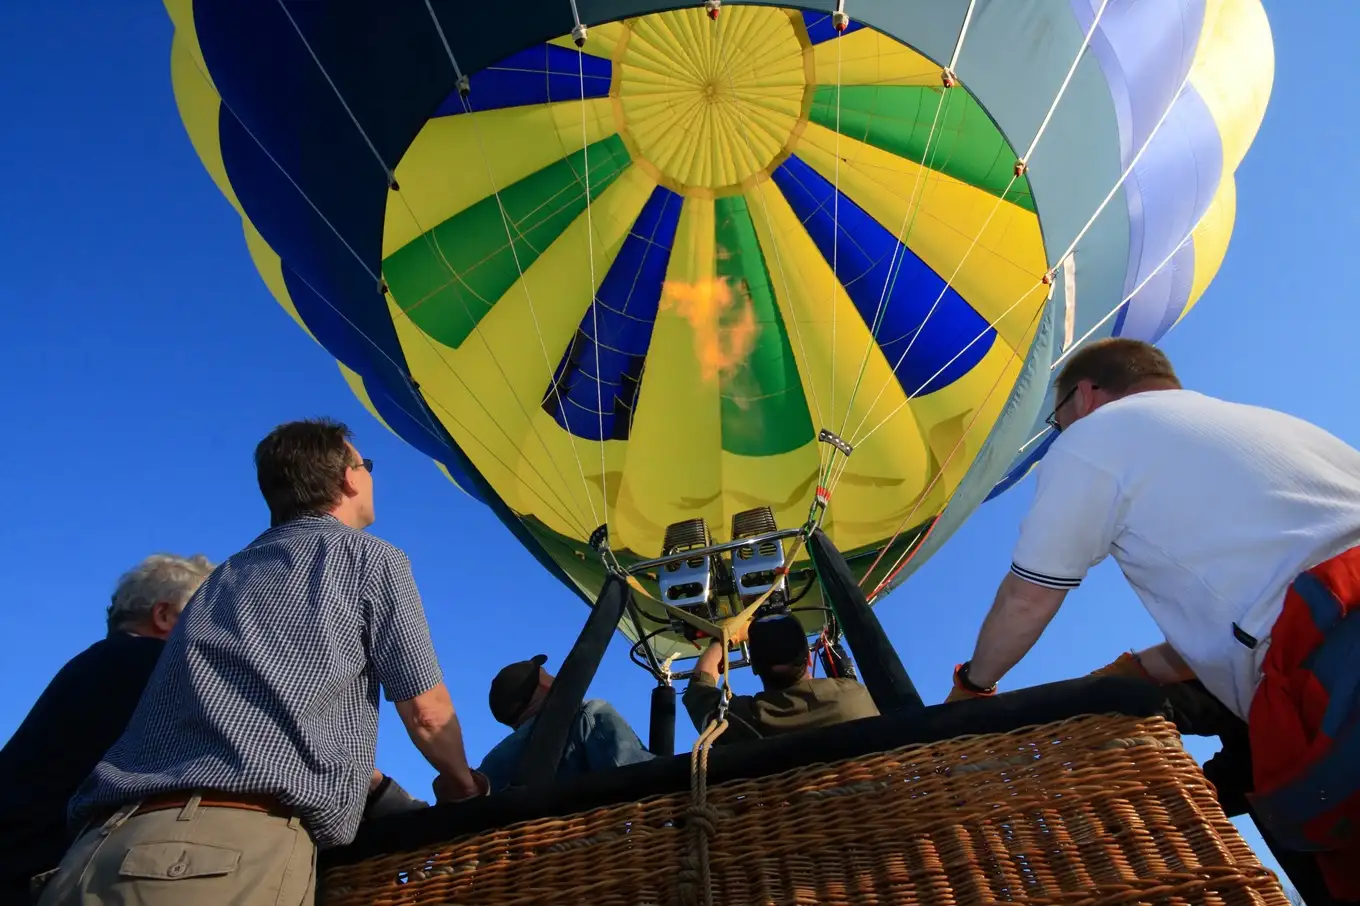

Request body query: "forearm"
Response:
[693, 639, 724, 682]
[409, 712, 474, 779]
[967, 573, 1066, 688]
[395, 685, 474, 780]
[682, 657, 724, 732]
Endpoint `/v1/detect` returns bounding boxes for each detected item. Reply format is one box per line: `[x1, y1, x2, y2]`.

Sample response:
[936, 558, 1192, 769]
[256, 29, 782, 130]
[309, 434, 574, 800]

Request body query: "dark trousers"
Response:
[1163, 680, 1356, 906]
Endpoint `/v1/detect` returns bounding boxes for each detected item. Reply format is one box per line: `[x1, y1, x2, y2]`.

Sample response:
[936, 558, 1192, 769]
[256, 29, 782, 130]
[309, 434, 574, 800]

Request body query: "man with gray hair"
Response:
[0, 552, 214, 905]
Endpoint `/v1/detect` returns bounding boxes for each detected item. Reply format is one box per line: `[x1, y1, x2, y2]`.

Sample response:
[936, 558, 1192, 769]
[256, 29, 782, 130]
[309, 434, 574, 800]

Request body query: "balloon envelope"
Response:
[164, 0, 1272, 658]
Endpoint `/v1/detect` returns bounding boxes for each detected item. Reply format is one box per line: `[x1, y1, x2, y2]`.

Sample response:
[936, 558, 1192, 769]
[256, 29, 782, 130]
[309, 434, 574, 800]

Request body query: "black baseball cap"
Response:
[747, 616, 810, 674]
[489, 654, 548, 726]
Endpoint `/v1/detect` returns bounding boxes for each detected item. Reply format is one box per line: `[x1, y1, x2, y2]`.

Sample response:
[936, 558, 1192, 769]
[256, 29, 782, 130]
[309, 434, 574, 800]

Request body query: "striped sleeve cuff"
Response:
[1010, 562, 1082, 590]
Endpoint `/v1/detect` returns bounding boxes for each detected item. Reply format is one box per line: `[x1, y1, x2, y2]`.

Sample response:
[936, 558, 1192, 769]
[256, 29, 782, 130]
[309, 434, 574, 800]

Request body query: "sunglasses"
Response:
[354, 458, 374, 473]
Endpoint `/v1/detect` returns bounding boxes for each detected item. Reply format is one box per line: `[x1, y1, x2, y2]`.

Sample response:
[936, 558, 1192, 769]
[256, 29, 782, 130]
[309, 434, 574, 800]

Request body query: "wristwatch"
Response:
[954, 661, 997, 695]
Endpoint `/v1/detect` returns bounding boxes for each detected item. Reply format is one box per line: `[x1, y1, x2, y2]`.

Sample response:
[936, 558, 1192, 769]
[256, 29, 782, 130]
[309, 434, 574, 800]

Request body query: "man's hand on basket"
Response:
[433, 768, 491, 803]
[1089, 644, 1195, 684]
[1089, 651, 1156, 681]
[944, 661, 996, 704]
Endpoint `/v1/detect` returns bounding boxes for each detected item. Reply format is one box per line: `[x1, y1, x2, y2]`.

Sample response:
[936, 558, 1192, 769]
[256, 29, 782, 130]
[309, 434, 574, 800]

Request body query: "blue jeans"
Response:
[478, 699, 656, 793]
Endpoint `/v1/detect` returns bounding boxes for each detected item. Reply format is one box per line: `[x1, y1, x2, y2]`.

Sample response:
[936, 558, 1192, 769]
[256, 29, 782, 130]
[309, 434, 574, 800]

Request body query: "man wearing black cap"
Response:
[475, 655, 655, 792]
[683, 614, 879, 743]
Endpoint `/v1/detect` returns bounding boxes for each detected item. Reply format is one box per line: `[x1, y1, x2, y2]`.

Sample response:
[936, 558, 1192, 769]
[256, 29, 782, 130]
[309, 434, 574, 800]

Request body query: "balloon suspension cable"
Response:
[832, 0, 850, 32]
[810, 428, 853, 533]
[174, 19, 595, 535]
[840, 0, 1112, 455]
[846, 0, 1212, 491]
[831, 0, 975, 461]
[589, 524, 626, 578]
[278, 0, 600, 536]
[568, 1, 610, 545]
[859, 290, 1054, 600]
[419, 0, 606, 535]
[706, 0, 826, 432]
[1013, 212, 1212, 462]
[822, 0, 845, 483]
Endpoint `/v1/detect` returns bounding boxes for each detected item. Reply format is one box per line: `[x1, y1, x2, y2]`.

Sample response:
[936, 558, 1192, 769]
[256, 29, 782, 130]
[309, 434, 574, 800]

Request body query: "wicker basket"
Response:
[319, 713, 1288, 906]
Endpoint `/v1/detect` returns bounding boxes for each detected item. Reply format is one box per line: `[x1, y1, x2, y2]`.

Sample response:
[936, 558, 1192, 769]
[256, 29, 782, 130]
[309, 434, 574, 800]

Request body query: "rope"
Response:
[674, 498, 829, 903]
[672, 496, 828, 904]
[423, 0, 605, 534]
[678, 714, 728, 906]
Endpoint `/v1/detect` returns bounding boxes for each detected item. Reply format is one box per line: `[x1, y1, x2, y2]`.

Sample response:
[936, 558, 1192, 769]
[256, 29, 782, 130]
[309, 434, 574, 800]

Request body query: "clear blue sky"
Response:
[2, 1, 1355, 885]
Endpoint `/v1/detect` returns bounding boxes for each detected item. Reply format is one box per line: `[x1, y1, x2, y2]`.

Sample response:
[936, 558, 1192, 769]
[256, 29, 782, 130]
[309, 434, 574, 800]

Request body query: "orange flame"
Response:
[660, 275, 760, 383]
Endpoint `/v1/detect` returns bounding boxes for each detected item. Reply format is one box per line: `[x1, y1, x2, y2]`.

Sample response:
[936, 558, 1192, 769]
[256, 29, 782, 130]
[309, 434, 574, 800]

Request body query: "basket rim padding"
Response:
[323, 675, 1176, 868]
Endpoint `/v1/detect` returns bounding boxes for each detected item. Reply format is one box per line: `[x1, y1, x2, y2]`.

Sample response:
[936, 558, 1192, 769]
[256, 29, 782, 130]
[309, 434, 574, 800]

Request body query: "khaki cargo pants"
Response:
[35, 796, 316, 905]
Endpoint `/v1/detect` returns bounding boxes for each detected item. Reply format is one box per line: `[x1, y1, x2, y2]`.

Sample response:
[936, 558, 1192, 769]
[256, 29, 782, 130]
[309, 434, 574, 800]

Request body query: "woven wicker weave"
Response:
[319, 714, 1288, 906]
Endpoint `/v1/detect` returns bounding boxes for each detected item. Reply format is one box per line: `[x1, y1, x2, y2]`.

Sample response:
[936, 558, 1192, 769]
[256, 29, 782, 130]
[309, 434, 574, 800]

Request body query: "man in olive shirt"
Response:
[683, 615, 878, 743]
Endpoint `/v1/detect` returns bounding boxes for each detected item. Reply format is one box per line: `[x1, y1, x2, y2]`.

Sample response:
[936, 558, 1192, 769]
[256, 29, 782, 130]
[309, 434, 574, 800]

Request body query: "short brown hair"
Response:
[1056, 337, 1181, 398]
[254, 419, 357, 526]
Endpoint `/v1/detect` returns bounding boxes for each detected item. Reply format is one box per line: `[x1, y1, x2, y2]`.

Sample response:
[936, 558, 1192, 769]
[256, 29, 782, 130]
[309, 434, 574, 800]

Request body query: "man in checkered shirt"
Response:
[38, 419, 487, 906]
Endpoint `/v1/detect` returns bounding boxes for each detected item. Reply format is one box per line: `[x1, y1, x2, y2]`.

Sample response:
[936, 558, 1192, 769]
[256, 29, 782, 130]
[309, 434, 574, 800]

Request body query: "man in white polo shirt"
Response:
[946, 337, 1360, 901]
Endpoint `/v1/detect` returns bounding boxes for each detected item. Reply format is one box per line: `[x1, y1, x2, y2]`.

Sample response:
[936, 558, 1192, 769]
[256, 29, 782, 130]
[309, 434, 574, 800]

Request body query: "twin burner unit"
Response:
[657, 507, 795, 638]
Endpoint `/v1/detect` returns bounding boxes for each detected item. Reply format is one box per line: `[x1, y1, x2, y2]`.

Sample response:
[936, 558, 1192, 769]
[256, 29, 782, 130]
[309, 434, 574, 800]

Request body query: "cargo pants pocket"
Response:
[119, 841, 242, 886]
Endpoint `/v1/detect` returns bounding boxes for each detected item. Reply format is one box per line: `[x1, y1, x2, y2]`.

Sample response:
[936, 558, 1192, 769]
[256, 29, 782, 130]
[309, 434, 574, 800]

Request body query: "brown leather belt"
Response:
[92, 790, 297, 827]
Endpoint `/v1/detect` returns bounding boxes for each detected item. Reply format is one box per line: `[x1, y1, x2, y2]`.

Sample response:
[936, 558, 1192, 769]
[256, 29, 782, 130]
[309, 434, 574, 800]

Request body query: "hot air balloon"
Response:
[162, 0, 1271, 675]
[162, 3, 1288, 904]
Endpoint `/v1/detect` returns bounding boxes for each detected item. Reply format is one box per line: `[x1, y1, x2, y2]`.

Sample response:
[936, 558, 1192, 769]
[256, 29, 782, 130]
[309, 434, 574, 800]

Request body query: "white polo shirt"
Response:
[1011, 389, 1360, 719]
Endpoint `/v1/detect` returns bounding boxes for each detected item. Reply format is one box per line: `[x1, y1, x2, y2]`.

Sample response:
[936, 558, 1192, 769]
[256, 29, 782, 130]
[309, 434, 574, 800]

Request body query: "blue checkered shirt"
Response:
[68, 512, 444, 846]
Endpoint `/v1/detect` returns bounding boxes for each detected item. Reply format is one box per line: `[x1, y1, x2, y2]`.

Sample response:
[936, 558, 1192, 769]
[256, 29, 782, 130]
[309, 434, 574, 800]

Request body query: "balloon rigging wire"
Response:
[183, 52, 589, 533]
[568, 2, 612, 545]
[859, 289, 1051, 599]
[191, 0, 596, 536]
[830, 0, 1119, 590]
[826, 22, 843, 482]
[273, 0, 398, 189]
[863, 12, 1223, 599]
[851, 0, 1206, 461]
[710, 10, 827, 432]
[836, 0, 977, 436]
[376, 0, 610, 535]
[706, 11, 846, 507]
[1014, 221, 1205, 462]
[828, 0, 979, 495]
[274, 0, 600, 537]
[420, 0, 618, 538]
[839, 0, 1115, 459]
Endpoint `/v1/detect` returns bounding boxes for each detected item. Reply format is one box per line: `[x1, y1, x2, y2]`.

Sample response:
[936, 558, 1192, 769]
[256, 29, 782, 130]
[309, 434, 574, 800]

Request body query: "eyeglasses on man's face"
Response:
[1046, 386, 1078, 432]
[1046, 382, 1101, 432]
